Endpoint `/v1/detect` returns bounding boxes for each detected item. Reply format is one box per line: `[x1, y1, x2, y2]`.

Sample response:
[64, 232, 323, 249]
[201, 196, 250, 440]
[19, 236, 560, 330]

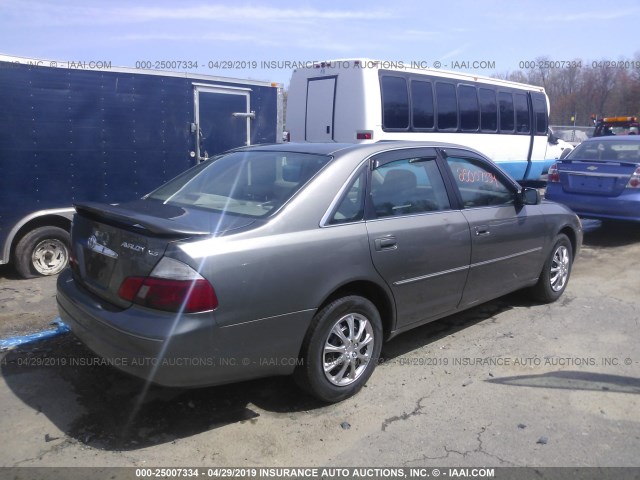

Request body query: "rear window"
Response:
[570, 140, 640, 161]
[147, 151, 332, 217]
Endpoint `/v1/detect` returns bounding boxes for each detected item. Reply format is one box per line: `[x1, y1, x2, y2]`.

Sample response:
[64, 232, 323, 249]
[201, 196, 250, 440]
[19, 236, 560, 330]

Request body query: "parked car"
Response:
[57, 142, 582, 402]
[546, 136, 640, 222]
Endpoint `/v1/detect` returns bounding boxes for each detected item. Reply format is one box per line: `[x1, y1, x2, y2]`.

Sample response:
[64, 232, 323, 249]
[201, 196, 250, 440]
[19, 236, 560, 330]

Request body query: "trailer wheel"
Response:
[14, 226, 70, 278]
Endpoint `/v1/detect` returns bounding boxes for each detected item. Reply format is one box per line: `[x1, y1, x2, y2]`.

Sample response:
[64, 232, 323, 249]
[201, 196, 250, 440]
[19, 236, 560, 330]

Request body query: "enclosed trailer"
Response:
[0, 55, 283, 277]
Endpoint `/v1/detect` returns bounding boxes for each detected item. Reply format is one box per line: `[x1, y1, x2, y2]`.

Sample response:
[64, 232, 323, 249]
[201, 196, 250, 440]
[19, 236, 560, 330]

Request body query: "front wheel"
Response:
[294, 295, 382, 403]
[530, 234, 573, 303]
[14, 226, 70, 278]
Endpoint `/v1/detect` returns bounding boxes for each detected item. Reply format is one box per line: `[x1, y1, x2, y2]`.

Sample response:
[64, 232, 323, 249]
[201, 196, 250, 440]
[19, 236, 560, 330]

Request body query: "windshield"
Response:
[147, 151, 332, 217]
[570, 140, 640, 162]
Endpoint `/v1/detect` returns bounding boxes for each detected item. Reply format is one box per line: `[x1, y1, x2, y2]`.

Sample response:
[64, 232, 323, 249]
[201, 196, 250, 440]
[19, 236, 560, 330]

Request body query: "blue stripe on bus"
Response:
[494, 160, 555, 181]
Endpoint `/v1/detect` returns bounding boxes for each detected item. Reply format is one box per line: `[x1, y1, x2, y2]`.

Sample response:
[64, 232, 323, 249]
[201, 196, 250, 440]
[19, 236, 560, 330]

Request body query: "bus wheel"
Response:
[14, 226, 70, 278]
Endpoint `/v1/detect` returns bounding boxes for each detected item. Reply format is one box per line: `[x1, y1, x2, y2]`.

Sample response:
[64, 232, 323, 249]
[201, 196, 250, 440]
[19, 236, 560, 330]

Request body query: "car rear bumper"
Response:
[56, 269, 313, 387]
[546, 186, 640, 222]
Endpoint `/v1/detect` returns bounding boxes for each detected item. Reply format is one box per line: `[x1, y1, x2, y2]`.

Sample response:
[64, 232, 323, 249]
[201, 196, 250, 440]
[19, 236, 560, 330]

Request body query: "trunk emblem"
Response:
[587, 166, 598, 171]
[121, 241, 146, 253]
[87, 235, 118, 259]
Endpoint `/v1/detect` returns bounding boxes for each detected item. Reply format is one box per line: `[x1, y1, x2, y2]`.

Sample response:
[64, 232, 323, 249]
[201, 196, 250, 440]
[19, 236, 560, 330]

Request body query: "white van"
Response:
[287, 59, 558, 181]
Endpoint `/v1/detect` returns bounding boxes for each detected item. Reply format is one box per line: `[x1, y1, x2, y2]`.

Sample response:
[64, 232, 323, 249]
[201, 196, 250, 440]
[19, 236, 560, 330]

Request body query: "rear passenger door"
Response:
[364, 148, 471, 329]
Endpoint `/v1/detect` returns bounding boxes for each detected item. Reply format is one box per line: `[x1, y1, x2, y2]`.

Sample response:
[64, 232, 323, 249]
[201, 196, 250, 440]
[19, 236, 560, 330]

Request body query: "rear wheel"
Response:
[294, 295, 382, 403]
[14, 226, 70, 278]
[531, 234, 572, 303]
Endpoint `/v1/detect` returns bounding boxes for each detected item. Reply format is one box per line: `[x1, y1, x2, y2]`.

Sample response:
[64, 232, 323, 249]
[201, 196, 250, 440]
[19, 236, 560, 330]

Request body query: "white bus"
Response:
[286, 59, 568, 182]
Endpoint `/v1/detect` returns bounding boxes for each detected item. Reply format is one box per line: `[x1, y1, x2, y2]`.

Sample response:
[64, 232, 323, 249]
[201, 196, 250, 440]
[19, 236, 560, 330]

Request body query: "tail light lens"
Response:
[626, 166, 640, 189]
[548, 163, 560, 183]
[119, 257, 218, 313]
[69, 249, 79, 275]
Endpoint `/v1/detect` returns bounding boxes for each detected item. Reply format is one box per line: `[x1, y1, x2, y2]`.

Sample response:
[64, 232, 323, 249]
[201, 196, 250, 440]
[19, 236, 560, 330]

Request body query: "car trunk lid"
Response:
[70, 201, 254, 308]
[557, 159, 638, 196]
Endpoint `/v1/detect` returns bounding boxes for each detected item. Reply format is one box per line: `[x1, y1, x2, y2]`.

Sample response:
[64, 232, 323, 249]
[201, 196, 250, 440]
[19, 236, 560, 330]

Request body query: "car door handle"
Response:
[375, 236, 397, 251]
[475, 226, 491, 236]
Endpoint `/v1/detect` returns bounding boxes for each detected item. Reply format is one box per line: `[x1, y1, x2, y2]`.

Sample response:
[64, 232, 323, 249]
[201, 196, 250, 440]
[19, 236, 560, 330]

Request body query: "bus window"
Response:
[479, 88, 497, 132]
[381, 76, 409, 129]
[411, 80, 434, 129]
[514, 93, 530, 133]
[499, 92, 515, 133]
[458, 85, 479, 132]
[532, 94, 548, 135]
[436, 82, 458, 130]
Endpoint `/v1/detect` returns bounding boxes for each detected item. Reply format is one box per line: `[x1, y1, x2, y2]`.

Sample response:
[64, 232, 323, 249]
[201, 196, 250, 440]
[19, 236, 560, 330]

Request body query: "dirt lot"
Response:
[0, 220, 639, 469]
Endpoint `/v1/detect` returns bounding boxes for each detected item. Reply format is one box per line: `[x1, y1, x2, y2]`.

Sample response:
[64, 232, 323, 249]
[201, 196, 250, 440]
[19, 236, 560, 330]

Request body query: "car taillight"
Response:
[69, 250, 79, 274]
[626, 166, 640, 189]
[118, 257, 218, 313]
[548, 163, 560, 183]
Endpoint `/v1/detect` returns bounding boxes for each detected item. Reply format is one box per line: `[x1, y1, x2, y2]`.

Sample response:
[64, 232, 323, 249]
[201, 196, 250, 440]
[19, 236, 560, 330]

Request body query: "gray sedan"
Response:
[57, 142, 582, 402]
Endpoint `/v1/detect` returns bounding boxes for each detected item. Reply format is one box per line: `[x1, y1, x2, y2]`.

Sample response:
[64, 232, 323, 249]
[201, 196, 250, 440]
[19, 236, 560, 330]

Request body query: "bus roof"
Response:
[293, 58, 545, 93]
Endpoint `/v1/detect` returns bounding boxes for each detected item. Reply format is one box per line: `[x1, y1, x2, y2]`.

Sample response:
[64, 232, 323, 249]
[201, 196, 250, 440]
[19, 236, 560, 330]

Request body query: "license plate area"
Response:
[566, 174, 616, 194]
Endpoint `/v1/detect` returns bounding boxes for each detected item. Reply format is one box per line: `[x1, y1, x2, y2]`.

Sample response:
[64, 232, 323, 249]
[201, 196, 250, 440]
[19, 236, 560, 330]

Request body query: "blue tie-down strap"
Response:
[0, 318, 70, 351]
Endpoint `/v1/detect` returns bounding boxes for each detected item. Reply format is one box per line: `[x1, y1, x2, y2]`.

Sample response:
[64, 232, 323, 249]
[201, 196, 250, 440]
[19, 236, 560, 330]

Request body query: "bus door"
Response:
[194, 84, 253, 162]
[305, 76, 337, 141]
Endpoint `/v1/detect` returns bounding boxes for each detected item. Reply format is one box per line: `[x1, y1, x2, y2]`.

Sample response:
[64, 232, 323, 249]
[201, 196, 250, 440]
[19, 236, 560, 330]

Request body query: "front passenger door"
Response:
[442, 151, 546, 308]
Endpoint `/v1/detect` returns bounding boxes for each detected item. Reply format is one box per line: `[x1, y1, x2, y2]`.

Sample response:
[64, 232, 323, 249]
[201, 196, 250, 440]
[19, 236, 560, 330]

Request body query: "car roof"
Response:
[231, 141, 488, 157]
[584, 135, 640, 143]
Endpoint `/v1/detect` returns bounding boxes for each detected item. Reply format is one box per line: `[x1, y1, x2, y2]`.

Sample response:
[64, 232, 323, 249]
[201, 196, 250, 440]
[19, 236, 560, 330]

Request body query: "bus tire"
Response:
[14, 226, 71, 278]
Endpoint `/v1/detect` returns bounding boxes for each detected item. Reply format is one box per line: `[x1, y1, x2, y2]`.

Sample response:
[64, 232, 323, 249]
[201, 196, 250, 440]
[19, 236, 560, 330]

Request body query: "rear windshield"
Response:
[147, 151, 332, 217]
[570, 140, 640, 162]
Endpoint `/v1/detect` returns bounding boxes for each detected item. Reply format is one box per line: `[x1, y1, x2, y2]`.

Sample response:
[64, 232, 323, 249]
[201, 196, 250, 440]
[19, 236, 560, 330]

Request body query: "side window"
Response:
[328, 170, 366, 225]
[478, 88, 497, 132]
[445, 156, 514, 208]
[532, 94, 548, 135]
[514, 93, 530, 133]
[458, 85, 479, 131]
[370, 157, 450, 218]
[499, 92, 515, 132]
[411, 80, 434, 129]
[435, 82, 458, 130]
[381, 76, 409, 129]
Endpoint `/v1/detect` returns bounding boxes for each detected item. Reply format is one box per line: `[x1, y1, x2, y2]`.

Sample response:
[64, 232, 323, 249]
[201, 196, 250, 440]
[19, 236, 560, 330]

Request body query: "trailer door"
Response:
[194, 85, 252, 161]
[305, 76, 336, 141]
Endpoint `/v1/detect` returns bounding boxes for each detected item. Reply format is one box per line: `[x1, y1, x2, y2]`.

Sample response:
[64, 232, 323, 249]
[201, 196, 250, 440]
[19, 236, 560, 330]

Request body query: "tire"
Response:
[530, 234, 573, 303]
[14, 226, 70, 278]
[294, 295, 383, 403]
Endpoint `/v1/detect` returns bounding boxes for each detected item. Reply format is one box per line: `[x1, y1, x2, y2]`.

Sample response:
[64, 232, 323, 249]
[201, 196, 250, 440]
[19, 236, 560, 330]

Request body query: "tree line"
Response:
[495, 54, 640, 126]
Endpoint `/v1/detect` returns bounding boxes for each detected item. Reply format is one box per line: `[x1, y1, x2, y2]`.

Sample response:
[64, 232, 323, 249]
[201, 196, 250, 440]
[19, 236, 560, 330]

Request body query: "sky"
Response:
[1, 0, 639, 87]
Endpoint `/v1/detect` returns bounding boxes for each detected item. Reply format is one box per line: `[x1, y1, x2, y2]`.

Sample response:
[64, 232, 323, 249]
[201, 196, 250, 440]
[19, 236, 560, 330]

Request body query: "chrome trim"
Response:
[220, 308, 316, 328]
[87, 236, 118, 259]
[394, 265, 469, 286]
[393, 247, 543, 286]
[562, 171, 627, 178]
[469, 247, 543, 269]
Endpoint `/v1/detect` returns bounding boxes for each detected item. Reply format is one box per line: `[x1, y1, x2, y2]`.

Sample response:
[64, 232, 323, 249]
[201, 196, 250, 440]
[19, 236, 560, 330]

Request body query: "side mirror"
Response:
[559, 148, 572, 160]
[517, 187, 540, 206]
